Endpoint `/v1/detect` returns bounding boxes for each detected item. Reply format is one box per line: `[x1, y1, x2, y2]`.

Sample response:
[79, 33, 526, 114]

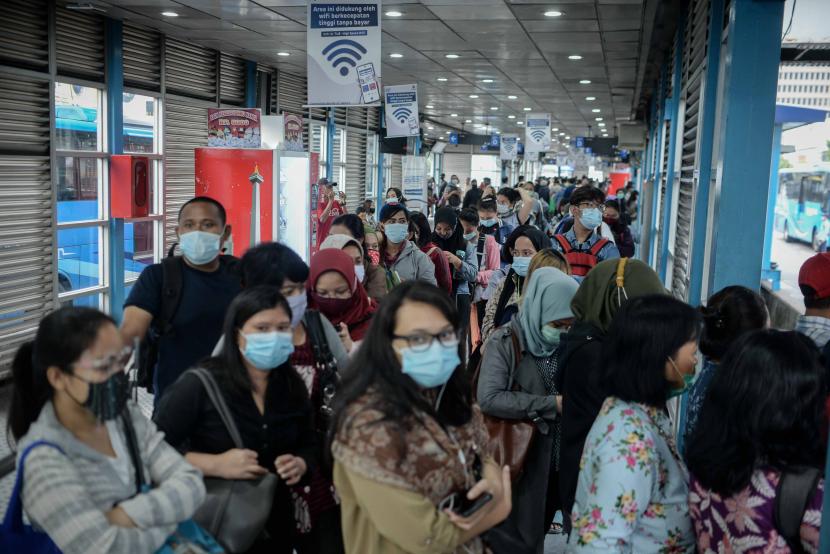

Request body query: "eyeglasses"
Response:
[576, 202, 606, 212]
[76, 346, 134, 375]
[393, 329, 459, 352]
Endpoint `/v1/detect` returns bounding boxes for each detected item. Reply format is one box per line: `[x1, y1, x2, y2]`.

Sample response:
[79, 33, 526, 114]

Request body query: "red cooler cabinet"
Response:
[110, 155, 150, 218]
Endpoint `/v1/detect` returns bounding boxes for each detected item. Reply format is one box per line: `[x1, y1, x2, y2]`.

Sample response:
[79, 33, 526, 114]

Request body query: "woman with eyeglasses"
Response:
[8, 307, 205, 553]
[478, 268, 579, 554]
[330, 282, 512, 554]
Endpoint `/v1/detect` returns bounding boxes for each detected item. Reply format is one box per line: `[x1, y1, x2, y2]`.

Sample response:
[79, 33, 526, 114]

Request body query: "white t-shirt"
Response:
[104, 419, 133, 487]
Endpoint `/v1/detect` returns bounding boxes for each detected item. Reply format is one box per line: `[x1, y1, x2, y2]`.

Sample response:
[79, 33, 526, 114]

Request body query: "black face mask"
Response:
[70, 370, 130, 422]
[369, 208, 376, 214]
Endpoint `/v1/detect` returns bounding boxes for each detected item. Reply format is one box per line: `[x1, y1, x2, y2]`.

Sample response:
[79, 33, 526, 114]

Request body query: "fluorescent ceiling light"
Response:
[544, 10, 563, 17]
[490, 106, 498, 111]
[389, 53, 403, 58]
[602, 133, 609, 137]
[427, 126, 434, 130]
[277, 52, 290, 57]
[465, 119, 472, 123]
[161, 11, 178, 17]
[508, 95, 518, 99]
[568, 55, 582, 60]
[508, 115, 516, 119]
[598, 123, 606, 127]
[437, 77, 448, 82]
[585, 96, 596, 101]
[523, 107, 532, 111]
[426, 104, 434, 109]
[517, 121, 524, 125]
[595, 117, 603, 121]
[495, 131, 501, 134]
[565, 135, 571, 139]
[451, 113, 459, 117]
[469, 94, 479, 98]
[385, 10, 403, 17]
[481, 79, 494, 83]
[552, 127, 559, 131]
[445, 54, 460, 59]
[579, 79, 591, 84]
[445, 131, 451, 134]
[559, 132, 566, 136]
[592, 108, 601, 113]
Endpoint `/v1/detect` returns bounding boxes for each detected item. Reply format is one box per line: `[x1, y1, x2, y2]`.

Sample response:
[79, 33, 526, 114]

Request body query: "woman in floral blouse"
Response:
[567, 295, 701, 553]
[685, 330, 826, 553]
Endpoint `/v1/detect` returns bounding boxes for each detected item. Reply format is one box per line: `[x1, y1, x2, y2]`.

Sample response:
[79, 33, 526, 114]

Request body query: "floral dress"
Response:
[567, 397, 695, 553]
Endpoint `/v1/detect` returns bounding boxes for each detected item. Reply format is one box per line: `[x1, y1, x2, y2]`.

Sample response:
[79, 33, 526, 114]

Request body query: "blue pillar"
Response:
[326, 109, 335, 180]
[761, 123, 783, 290]
[244, 60, 256, 107]
[687, 0, 725, 305]
[377, 151, 384, 209]
[707, 0, 785, 295]
[659, 24, 685, 283]
[105, 19, 126, 323]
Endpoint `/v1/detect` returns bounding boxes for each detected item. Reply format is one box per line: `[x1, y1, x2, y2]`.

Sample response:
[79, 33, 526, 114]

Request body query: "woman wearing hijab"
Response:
[478, 268, 579, 554]
[433, 207, 479, 338]
[308, 249, 378, 353]
[557, 258, 667, 529]
[320, 234, 387, 301]
[410, 211, 454, 294]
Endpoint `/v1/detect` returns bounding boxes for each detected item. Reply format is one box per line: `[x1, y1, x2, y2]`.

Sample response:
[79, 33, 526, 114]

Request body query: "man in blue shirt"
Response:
[121, 197, 241, 400]
[552, 186, 620, 280]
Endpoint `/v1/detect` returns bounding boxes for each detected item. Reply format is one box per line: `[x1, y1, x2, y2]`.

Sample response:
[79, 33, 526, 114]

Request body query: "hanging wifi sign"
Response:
[524, 112, 551, 155]
[307, 1, 382, 107]
[384, 84, 420, 138]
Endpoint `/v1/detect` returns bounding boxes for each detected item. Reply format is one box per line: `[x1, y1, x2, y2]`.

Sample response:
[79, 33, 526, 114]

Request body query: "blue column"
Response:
[244, 60, 256, 107]
[687, 0, 725, 305]
[761, 123, 783, 290]
[326, 109, 335, 180]
[106, 18, 126, 323]
[659, 24, 685, 283]
[707, 0, 785, 295]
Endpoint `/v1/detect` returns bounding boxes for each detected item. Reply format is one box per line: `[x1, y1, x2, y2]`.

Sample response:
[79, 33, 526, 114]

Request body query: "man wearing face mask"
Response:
[122, 197, 241, 401]
[551, 187, 619, 280]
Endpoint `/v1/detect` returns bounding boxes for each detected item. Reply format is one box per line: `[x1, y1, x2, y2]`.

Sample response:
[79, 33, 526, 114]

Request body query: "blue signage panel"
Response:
[490, 134, 500, 147]
[575, 136, 585, 148]
[449, 132, 459, 145]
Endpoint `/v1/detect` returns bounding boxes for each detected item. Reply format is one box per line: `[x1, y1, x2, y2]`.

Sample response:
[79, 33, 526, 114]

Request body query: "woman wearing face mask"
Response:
[480, 226, 550, 344]
[496, 188, 535, 236]
[478, 268, 579, 554]
[9, 307, 206, 554]
[477, 198, 508, 245]
[308, 249, 378, 353]
[409, 211, 453, 293]
[567, 295, 700, 553]
[330, 282, 513, 554]
[155, 286, 318, 554]
[321, 233, 388, 302]
[363, 229, 381, 266]
[378, 204, 437, 287]
[385, 187, 407, 208]
[459, 209, 502, 349]
[557, 258, 667, 530]
[602, 200, 635, 258]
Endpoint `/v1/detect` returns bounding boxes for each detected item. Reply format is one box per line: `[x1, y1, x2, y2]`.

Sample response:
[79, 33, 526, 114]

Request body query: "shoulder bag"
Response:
[186, 368, 278, 553]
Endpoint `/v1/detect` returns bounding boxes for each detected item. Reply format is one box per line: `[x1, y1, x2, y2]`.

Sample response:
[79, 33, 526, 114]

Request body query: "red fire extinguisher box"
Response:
[111, 155, 150, 218]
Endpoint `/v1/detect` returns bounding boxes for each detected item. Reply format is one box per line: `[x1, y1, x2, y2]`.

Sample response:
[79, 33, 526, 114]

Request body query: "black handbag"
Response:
[188, 368, 278, 553]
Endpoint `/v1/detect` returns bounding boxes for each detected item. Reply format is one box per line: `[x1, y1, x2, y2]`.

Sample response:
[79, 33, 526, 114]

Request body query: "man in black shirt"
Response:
[121, 197, 241, 400]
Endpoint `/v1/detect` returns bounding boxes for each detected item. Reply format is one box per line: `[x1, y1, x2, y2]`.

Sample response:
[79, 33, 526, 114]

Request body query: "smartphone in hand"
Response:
[454, 492, 494, 518]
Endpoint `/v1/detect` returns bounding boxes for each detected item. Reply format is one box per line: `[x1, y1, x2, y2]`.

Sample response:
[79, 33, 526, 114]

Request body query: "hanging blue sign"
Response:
[490, 134, 500, 147]
[585, 147, 592, 154]
[449, 132, 459, 145]
[575, 136, 585, 148]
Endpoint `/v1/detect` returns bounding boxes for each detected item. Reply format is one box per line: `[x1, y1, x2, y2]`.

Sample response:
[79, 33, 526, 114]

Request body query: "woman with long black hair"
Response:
[433, 207, 478, 342]
[330, 282, 512, 554]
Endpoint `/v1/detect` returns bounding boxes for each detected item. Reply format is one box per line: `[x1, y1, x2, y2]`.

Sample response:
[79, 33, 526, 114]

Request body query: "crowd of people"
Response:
[4, 173, 828, 554]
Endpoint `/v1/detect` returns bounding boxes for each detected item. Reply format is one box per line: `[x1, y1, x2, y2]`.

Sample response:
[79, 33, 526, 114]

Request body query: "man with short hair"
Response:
[121, 197, 241, 400]
[317, 177, 346, 247]
[796, 253, 830, 349]
[552, 186, 620, 279]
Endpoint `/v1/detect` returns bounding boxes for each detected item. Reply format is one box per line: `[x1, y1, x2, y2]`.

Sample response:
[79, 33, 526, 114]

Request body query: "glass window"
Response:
[123, 93, 157, 154]
[125, 221, 155, 281]
[60, 294, 102, 309]
[58, 226, 101, 292]
[57, 157, 100, 223]
[55, 83, 101, 151]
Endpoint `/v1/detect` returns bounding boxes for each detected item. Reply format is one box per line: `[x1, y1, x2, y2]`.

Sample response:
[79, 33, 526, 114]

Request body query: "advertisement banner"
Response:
[500, 134, 519, 161]
[402, 155, 428, 212]
[384, 84, 419, 138]
[524, 112, 551, 154]
[283, 114, 305, 151]
[207, 108, 261, 148]
[307, 1, 382, 107]
[309, 152, 321, 256]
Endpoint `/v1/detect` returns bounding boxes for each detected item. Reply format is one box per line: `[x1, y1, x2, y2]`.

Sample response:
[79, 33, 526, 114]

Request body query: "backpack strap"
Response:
[774, 467, 821, 553]
[158, 256, 184, 336]
[3, 441, 66, 533]
[304, 310, 336, 372]
[553, 234, 573, 253]
[588, 238, 610, 256]
[475, 235, 486, 270]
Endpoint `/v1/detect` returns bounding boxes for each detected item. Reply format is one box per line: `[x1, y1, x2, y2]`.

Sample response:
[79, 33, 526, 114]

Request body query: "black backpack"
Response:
[135, 250, 238, 393]
[773, 467, 821, 553]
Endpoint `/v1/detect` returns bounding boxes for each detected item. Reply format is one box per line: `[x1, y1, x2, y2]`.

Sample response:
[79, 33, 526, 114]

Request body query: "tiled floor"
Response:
[0, 383, 566, 552]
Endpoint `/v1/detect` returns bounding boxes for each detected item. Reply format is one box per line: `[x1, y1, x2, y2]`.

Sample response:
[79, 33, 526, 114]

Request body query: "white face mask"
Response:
[179, 230, 222, 265]
[354, 263, 366, 282]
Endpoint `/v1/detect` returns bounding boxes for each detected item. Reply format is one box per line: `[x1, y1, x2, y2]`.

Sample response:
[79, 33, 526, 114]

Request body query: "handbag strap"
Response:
[121, 411, 148, 493]
[187, 368, 244, 449]
[774, 467, 821, 553]
[2, 440, 65, 533]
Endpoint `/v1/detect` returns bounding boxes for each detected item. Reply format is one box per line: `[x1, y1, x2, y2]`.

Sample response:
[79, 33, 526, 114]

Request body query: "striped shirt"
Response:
[795, 315, 830, 349]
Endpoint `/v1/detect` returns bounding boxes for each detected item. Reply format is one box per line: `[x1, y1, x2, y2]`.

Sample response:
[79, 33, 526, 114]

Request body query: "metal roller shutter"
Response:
[55, 6, 105, 81]
[165, 38, 216, 101]
[219, 53, 246, 106]
[123, 24, 161, 92]
[653, 40, 675, 270]
[443, 153, 472, 184]
[671, 0, 710, 300]
[390, 154, 402, 190]
[0, 72, 52, 379]
[0, 0, 48, 72]
[163, 96, 211, 249]
[345, 108, 369, 207]
[367, 107, 380, 132]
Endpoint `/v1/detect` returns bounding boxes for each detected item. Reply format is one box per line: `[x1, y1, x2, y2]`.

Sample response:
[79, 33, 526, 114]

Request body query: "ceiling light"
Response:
[451, 113, 459, 117]
[481, 79, 494, 83]
[552, 127, 559, 131]
[585, 96, 596, 101]
[161, 10, 179, 17]
[465, 119, 472, 123]
[565, 135, 571, 139]
[508, 115, 516, 119]
[579, 79, 591, 84]
[425, 104, 434, 109]
[437, 77, 448, 82]
[445, 131, 451, 134]
[385, 10, 403, 17]
[495, 131, 501, 134]
[517, 121, 524, 125]
[591, 108, 601, 113]
[602, 133, 609, 137]
[598, 123, 606, 127]
[445, 54, 460, 59]
[595, 118, 603, 122]
[559, 132, 566, 136]
[490, 106, 498, 111]
[523, 107, 532, 111]
[469, 94, 479, 98]
[508, 95, 518, 99]
[389, 53, 403, 58]
[544, 10, 564, 17]
[568, 55, 583, 60]
[277, 52, 290, 57]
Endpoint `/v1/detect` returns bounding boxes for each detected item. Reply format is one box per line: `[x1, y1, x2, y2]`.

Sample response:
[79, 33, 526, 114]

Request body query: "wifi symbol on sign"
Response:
[504, 143, 514, 152]
[322, 39, 368, 77]
[393, 107, 412, 123]
[530, 129, 546, 143]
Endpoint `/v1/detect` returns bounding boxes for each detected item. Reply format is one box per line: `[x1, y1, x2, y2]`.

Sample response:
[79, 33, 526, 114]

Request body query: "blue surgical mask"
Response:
[179, 230, 222, 265]
[386, 197, 399, 205]
[240, 331, 294, 370]
[497, 203, 512, 216]
[463, 230, 478, 242]
[541, 326, 565, 346]
[512, 256, 531, 277]
[401, 341, 461, 389]
[579, 208, 603, 230]
[480, 218, 498, 228]
[666, 357, 697, 398]
[286, 293, 307, 328]
[384, 222, 409, 244]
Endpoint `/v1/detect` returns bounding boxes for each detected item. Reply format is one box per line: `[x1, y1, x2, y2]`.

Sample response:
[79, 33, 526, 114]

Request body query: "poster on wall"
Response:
[283, 114, 305, 152]
[207, 108, 261, 147]
[500, 134, 519, 160]
[307, 0, 382, 107]
[384, 84, 419, 138]
[309, 152, 321, 256]
[524, 112, 551, 155]
[402, 155, 427, 211]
